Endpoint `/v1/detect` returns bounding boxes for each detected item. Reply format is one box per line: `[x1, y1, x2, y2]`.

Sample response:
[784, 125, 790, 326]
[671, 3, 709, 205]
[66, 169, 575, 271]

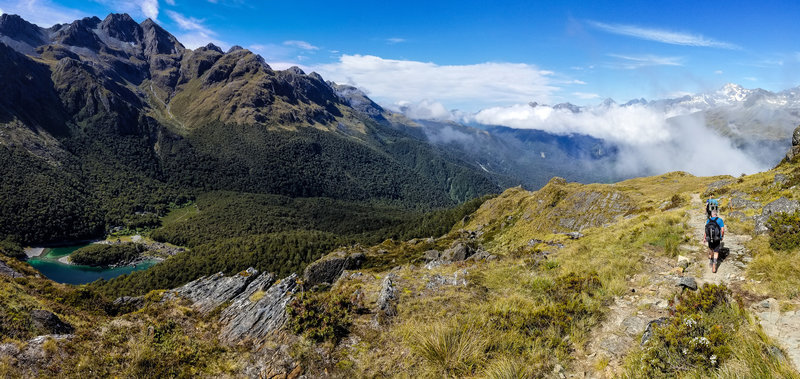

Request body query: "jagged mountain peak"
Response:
[140, 17, 184, 56]
[0, 13, 47, 51]
[99, 13, 142, 43]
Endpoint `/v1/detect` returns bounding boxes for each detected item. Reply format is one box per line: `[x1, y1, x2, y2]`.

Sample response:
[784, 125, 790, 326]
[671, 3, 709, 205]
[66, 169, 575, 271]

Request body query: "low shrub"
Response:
[767, 211, 800, 251]
[628, 284, 735, 377]
[287, 290, 352, 343]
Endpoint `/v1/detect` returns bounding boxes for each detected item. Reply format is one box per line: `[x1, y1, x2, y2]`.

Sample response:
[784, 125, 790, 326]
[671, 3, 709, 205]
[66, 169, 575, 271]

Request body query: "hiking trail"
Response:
[687, 193, 800, 370]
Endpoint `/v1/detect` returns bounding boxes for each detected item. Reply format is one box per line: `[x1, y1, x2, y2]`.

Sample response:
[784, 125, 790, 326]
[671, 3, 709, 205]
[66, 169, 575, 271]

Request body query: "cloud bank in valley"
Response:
[463, 102, 773, 178]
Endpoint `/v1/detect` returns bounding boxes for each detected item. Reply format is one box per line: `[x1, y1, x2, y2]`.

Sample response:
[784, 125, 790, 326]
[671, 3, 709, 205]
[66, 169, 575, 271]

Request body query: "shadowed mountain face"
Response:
[0, 13, 501, 243]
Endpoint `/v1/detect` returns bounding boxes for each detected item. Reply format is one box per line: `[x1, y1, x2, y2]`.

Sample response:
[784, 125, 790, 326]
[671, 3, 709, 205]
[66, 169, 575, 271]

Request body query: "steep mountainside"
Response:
[0, 13, 501, 244]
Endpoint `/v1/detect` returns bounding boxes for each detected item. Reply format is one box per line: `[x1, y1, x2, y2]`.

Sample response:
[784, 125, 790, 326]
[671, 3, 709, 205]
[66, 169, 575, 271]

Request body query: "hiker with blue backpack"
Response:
[703, 208, 725, 273]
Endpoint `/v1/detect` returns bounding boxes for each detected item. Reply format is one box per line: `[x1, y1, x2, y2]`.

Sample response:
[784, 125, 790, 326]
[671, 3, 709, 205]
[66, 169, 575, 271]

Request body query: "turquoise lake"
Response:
[27, 243, 157, 285]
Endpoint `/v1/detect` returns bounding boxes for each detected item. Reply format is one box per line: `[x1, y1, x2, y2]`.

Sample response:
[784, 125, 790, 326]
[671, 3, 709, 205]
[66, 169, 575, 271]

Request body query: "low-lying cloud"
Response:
[465, 102, 775, 177]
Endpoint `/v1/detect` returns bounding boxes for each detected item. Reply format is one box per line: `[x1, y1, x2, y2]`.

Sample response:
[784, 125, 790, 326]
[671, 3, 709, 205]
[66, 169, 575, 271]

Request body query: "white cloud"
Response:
[0, 8, 4, 15]
[166, 10, 226, 49]
[166, 10, 211, 34]
[3, 0, 84, 27]
[139, 0, 158, 19]
[387, 37, 406, 44]
[313, 54, 558, 111]
[165, 0, 175, 5]
[283, 40, 318, 50]
[714, 70, 723, 74]
[390, 100, 453, 120]
[588, 21, 740, 49]
[572, 92, 599, 99]
[607, 53, 683, 69]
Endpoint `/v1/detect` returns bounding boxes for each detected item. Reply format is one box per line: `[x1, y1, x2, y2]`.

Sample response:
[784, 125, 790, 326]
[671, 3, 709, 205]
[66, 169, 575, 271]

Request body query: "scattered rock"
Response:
[422, 250, 440, 262]
[29, 310, 73, 335]
[0, 259, 23, 278]
[730, 197, 760, 210]
[374, 274, 398, 325]
[705, 179, 733, 195]
[466, 250, 491, 261]
[303, 251, 365, 287]
[426, 269, 469, 289]
[441, 242, 473, 262]
[677, 276, 697, 291]
[641, 317, 668, 345]
[774, 174, 788, 185]
[113, 296, 144, 312]
[729, 211, 747, 221]
[677, 255, 691, 269]
[565, 232, 584, 239]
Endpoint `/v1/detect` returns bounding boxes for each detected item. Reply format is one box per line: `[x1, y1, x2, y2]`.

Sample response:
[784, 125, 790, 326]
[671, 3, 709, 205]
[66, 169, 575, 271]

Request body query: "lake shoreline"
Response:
[24, 247, 45, 258]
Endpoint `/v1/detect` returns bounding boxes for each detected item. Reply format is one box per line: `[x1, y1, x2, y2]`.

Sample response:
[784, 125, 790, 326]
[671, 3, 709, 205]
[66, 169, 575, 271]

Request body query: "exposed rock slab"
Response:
[756, 298, 800, 370]
[219, 273, 297, 343]
[166, 267, 258, 314]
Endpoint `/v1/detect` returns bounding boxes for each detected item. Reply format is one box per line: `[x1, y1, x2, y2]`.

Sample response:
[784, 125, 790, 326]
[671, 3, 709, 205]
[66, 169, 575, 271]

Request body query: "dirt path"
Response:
[686, 194, 750, 287]
[687, 193, 800, 370]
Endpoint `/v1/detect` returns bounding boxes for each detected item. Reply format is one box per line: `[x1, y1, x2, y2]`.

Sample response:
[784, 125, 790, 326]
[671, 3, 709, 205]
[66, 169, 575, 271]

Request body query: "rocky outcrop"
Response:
[753, 197, 800, 234]
[0, 259, 23, 278]
[555, 190, 634, 231]
[705, 179, 733, 195]
[303, 251, 365, 287]
[166, 268, 258, 314]
[730, 196, 760, 210]
[374, 274, 398, 326]
[29, 310, 74, 335]
[786, 125, 800, 161]
[219, 273, 298, 343]
[166, 268, 298, 345]
[441, 242, 474, 262]
[0, 334, 74, 369]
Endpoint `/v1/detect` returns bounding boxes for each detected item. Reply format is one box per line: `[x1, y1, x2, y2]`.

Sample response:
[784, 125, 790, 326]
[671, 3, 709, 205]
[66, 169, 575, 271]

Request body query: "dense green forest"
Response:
[1, 119, 499, 246]
[92, 194, 492, 296]
[70, 244, 144, 267]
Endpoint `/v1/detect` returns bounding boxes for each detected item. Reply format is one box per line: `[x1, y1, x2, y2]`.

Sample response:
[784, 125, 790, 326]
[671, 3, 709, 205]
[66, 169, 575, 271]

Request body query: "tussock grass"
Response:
[409, 319, 485, 377]
[746, 235, 800, 299]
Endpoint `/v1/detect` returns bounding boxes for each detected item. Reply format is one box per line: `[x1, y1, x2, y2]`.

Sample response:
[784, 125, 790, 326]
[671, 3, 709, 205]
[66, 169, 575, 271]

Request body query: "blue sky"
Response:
[2, 0, 800, 113]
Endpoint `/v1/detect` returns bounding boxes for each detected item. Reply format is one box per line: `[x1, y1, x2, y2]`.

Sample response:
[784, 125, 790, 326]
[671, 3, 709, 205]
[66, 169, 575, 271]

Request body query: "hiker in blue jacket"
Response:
[703, 210, 725, 273]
